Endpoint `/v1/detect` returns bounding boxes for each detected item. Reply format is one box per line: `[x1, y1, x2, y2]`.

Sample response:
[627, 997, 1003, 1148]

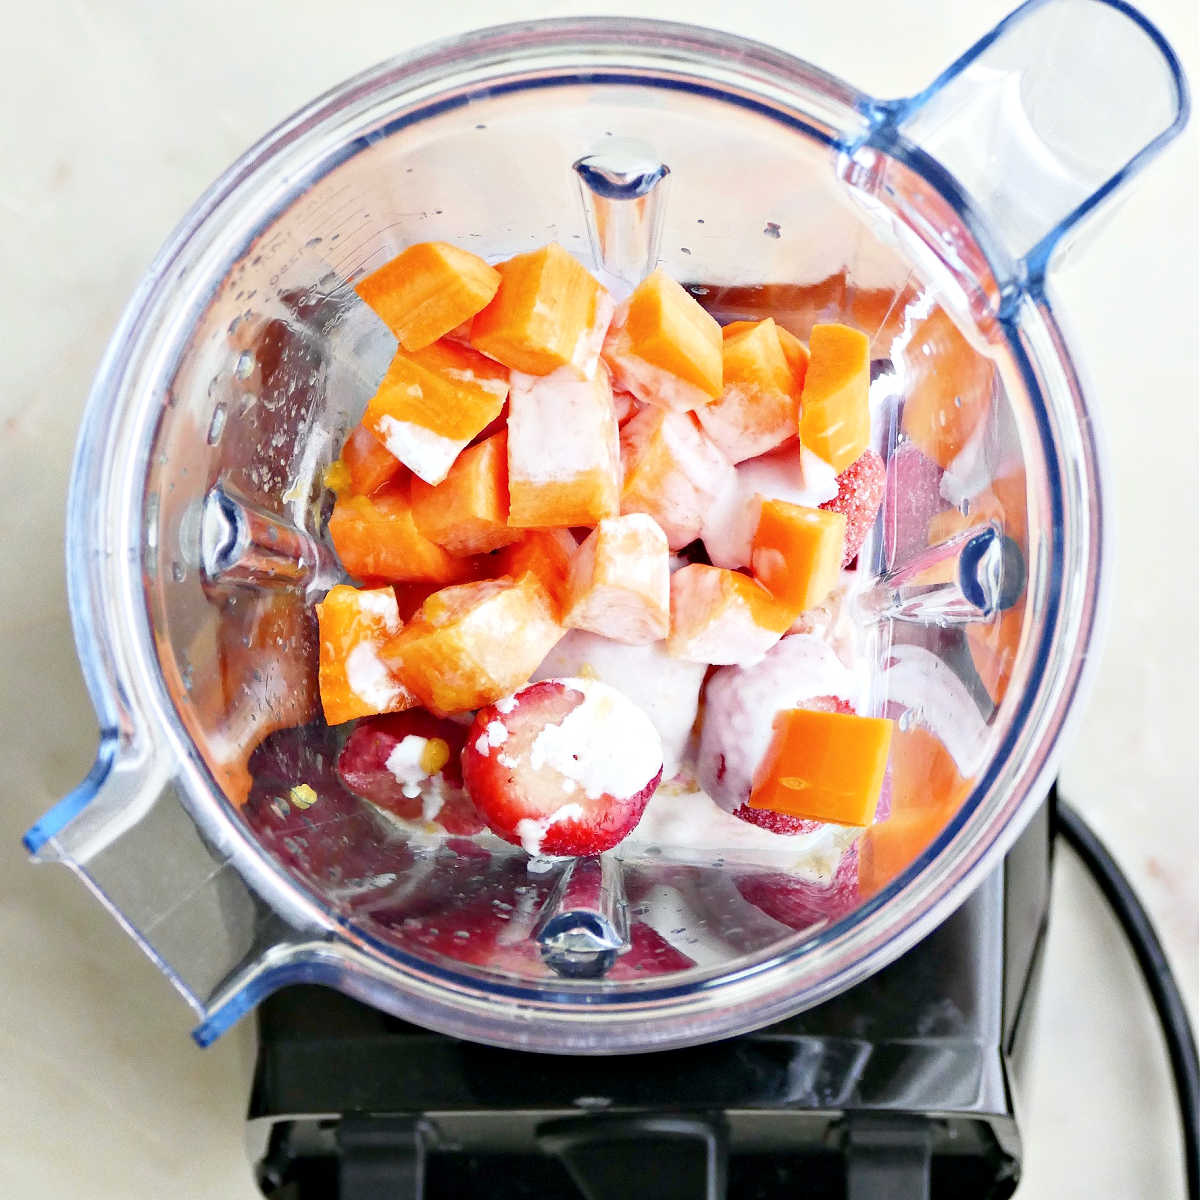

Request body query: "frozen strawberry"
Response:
[819, 449, 884, 567]
[338, 710, 484, 835]
[462, 678, 664, 856]
[881, 442, 945, 566]
[730, 696, 856, 834]
[608, 922, 697, 978]
[734, 844, 861, 930]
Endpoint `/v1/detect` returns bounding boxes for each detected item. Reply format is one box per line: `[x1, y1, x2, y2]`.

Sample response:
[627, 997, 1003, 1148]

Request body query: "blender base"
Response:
[248, 793, 1054, 1199]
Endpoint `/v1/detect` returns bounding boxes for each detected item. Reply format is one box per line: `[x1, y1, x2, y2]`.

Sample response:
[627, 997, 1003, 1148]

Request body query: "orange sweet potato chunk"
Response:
[619, 407, 734, 550]
[667, 564, 794, 665]
[506, 368, 620, 528]
[798, 323, 870, 473]
[410, 432, 521, 556]
[562, 513, 671, 644]
[747, 707, 893, 827]
[622, 269, 723, 398]
[356, 241, 501, 352]
[858, 804, 956, 897]
[384, 575, 563, 715]
[327, 482, 477, 583]
[900, 308, 994, 469]
[494, 529, 577, 619]
[341, 423, 404, 496]
[363, 341, 509, 484]
[751, 498, 846, 613]
[697, 318, 801, 462]
[315, 584, 415, 725]
[470, 243, 606, 376]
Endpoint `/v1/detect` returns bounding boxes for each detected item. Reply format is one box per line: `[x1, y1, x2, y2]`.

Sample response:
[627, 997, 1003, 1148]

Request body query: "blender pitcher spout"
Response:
[23, 739, 306, 1033]
[861, 0, 1190, 295]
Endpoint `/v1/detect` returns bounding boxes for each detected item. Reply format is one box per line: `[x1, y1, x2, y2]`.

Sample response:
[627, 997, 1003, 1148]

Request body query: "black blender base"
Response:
[249, 795, 1053, 1200]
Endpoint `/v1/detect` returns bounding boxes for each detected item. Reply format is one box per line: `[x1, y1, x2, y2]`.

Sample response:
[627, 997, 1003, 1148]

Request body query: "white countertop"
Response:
[1, 1, 1195, 1196]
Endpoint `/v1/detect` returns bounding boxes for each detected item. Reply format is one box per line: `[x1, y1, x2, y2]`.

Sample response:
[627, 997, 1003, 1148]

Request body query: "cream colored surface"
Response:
[1, 1, 1195, 1196]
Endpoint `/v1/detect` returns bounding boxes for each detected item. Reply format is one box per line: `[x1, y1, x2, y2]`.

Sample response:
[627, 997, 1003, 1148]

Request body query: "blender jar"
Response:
[25, 0, 1188, 1052]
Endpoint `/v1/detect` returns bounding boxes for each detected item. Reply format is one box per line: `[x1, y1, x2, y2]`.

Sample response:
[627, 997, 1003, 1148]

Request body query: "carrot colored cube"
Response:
[495, 528, 577, 618]
[384, 575, 563, 715]
[751, 498, 846, 612]
[858, 804, 956, 896]
[410, 431, 521, 556]
[506, 367, 620, 528]
[355, 241, 501, 352]
[470, 243, 611, 377]
[328, 481, 476, 583]
[899, 308, 993, 469]
[315, 584, 415, 725]
[697, 318, 800, 463]
[798, 323, 870, 472]
[363, 340, 509, 485]
[562, 514, 671, 644]
[667, 563, 793, 666]
[341, 423, 404, 496]
[619, 407, 735, 550]
[603, 269, 723, 411]
[775, 326, 810, 393]
[747, 707, 893, 827]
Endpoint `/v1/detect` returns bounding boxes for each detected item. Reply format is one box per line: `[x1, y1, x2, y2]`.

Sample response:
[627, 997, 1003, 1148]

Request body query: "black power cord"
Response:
[1056, 799, 1200, 1200]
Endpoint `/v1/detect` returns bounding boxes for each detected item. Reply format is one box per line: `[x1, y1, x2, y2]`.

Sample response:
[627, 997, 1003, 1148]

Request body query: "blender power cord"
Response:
[1055, 799, 1200, 1200]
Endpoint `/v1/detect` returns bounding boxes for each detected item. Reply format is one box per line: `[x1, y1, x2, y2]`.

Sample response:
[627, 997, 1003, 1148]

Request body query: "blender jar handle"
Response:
[871, 0, 1190, 290]
[23, 735, 320, 1042]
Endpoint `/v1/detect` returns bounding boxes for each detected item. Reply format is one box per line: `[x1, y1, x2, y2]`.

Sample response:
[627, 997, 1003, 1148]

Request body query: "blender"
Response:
[23, 0, 1191, 1192]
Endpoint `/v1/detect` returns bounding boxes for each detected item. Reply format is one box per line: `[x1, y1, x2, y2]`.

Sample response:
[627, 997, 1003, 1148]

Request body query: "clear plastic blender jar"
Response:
[25, 0, 1189, 1051]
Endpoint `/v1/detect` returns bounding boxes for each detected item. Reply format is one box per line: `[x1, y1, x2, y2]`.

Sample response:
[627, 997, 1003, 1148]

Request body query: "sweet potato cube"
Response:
[798, 323, 870, 473]
[470, 243, 610, 377]
[384, 576, 563, 715]
[363, 340, 509, 485]
[355, 241, 501, 352]
[697, 318, 800, 462]
[858, 805, 957, 896]
[775, 326, 810, 394]
[899, 308, 994, 469]
[495, 529, 577, 618]
[410, 432, 521, 556]
[341, 423, 404, 496]
[603, 270, 722, 411]
[506, 367, 620, 528]
[667, 564, 793, 666]
[563, 514, 670, 644]
[751, 498, 846, 612]
[625, 269, 722, 395]
[328, 482, 475, 583]
[315, 584, 415, 725]
[620, 407, 734, 550]
[747, 707, 893, 827]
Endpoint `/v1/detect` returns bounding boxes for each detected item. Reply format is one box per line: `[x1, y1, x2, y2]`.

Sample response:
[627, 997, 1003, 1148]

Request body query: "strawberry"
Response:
[881, 441, 945, 565]
[734, 845, 861, 930]
[731, 695, 855, 835]
[337, 710, 484, 835]
[461, 678, 664, 857]
[820, 449, 885, 566]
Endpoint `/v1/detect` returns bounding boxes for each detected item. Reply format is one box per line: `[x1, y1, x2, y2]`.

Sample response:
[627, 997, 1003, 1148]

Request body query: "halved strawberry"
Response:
[731, 695, 854, 835]
[461, 678, 664, 856]
[819, 448, 885, 566]
[337, 710, 484, 835]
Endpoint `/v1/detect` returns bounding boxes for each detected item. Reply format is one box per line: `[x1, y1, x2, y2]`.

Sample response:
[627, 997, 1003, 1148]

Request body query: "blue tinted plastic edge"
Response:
[22, 733, 118, 855]
[868, 0, 1191, 287]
